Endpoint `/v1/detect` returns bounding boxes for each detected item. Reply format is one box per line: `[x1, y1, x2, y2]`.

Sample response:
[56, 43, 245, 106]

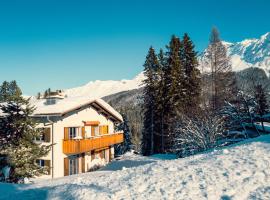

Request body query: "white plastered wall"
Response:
[36, 104, 116, 179]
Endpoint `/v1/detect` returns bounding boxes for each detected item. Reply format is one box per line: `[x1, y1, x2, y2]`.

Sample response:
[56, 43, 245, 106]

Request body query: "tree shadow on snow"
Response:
[99, 159, 155, 171]
[0, 183, 48, 200]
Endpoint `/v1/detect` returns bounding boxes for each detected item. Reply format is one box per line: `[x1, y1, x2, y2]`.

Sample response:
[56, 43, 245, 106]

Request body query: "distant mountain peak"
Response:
[200, 32, 270, 75]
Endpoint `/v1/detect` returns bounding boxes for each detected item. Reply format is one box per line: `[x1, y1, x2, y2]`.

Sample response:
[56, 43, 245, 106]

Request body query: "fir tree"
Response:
[37, 92, 41, 99]
[162, 35, 185, 152]
[0, 81, 22, 102]
[115, 114, 132, 155]
[9, 80, 22, 101]
[0, 96, 51, 182]
[167, 35, 185, 115]
[182, 33, 201, 114]
[154, 49, 166, 153]
[141, 47, 159, 156]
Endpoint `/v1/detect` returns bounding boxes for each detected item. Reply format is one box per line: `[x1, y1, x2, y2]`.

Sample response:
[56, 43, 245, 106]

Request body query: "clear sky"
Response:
[0, 0, 269, 95]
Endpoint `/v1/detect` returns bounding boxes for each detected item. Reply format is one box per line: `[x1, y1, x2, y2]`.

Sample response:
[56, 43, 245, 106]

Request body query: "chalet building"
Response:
[32, 92, 123, 179]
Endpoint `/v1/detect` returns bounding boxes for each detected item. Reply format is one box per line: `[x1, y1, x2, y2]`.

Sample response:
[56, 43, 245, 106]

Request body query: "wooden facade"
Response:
[63, 132, 123, 154]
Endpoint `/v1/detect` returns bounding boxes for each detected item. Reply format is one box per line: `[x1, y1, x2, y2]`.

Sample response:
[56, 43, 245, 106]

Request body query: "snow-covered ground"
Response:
[1, 135, 270, 200]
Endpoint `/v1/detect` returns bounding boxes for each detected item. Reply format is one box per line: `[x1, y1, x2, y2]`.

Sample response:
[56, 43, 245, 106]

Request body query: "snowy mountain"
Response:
[2, 134, 270, 199]
[63, 32, 270, 99]
[199, 32, 270, 74]
[64, 72, 144, 99]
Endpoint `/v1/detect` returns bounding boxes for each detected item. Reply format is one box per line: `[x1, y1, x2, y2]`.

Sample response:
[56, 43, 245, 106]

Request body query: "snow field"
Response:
[1, 135, 270, 199]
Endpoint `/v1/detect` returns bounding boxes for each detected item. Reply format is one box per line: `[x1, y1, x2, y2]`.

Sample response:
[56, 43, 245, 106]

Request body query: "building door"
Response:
[69, 156, 79, 175]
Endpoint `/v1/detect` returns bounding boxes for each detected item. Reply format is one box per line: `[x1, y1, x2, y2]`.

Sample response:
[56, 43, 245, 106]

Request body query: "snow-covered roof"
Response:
[31, 97, 123, 122]
[0, 97, 123, 122]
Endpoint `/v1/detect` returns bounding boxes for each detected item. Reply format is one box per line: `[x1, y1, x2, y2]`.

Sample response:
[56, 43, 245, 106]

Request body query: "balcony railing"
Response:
[63, 132, 123, 154]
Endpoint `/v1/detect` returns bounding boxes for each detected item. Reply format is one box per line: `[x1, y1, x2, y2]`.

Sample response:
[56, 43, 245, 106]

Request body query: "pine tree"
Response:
[0, 81, 22, 102]
[206, 27, 233, 111]
[115, 114, 132, 155]
[254, 84, 269, 132]
[167, 35, 185, 115]
[182, 33, 201, 114]
[162, 35, 185, 152]
[37, 92, 41, 99]
[0, 81, 10, 102]
[141, 47, 159, 156]
[0, 96, 51, 182]
[152, 49, 166, 153]
[9, 81, 22, 101]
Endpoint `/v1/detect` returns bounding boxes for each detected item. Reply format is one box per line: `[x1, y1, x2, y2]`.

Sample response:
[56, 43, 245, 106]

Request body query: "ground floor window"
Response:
[36, 159, 51, 175]
[36, 159, 45, 167]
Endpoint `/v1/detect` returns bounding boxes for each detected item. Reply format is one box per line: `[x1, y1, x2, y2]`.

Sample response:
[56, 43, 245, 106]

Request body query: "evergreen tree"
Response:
[37, 92, 41, 99]
[9, 81, 22, 101]
[141, 47, 159, 156]
[206, 27, 233, 111]
[115, 114, 132, 155]
[162, 35, 185, 152]
[167, 35, 185, 115]
[0, 96, 50, 182]
[154, 49, 166, 153]
[0, 81, 22, 102]
[182, 33, 201, 114]
[254, 84, 269, 132]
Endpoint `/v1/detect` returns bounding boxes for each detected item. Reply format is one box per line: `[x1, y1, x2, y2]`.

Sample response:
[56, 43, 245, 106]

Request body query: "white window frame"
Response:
[68, 127, 81, 139]
[36, 159, 45, 167]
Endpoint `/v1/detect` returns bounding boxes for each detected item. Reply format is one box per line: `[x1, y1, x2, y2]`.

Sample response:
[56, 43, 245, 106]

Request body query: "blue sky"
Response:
[0, 0, 269, 95]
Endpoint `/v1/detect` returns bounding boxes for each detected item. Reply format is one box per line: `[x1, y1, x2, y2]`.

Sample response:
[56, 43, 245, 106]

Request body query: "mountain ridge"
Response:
[64, 32, 270, 99]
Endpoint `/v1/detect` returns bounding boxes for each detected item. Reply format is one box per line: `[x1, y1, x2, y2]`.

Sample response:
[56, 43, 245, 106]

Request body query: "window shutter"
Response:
[64, 157, 69, 176]
[91, 126, 95, 137]
[64, 127, 69, 140]
[44, 160, 51, 175]
[81, 127, 85, 139]
[99, 126, 102, 135]
[105, 125, 109, 134]
[82, 154, 85, 173]
[44, 128, 51, 142]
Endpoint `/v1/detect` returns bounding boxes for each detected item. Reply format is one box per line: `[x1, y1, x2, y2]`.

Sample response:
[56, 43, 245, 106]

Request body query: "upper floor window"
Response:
[35, 128, 50, 142]
[68, 127, 81, 139]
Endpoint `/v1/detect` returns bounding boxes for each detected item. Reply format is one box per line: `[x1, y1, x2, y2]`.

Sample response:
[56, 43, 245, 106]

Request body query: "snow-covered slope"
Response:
[199, 32, 270, 74]
[64, 72, 144, 98]
[2, 135, 270, 199]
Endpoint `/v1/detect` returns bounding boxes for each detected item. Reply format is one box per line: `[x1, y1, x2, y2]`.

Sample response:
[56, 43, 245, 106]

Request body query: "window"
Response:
[35, 128, 50, 142]
[36, 159, 45, 167]
[36, 159, 51, 175]
[35, 132, 45, 142]
[68, 127, 80, 139]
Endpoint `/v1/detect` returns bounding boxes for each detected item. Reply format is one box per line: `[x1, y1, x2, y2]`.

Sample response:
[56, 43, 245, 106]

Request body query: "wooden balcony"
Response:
[63, 132, 123, 154]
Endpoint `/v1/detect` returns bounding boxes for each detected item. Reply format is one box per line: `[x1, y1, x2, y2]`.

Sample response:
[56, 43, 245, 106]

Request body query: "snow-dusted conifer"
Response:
[181, 33, 201, 114]
[115, 114, 132, 155]
[0, 95, 51, 183]
[141, 47, 159, 156]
